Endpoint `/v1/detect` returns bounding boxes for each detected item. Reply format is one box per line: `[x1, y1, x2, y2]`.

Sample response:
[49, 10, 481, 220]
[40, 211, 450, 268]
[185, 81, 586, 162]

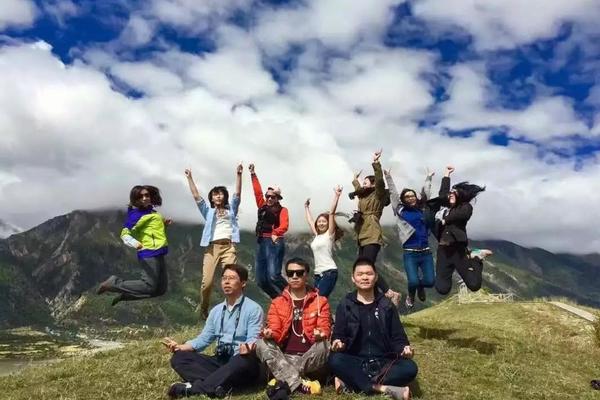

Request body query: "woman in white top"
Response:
[304, 185, 343, 297]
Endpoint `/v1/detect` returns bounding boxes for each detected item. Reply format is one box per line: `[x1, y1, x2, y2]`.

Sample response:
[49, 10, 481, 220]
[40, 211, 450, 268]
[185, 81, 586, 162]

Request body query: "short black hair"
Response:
[222, 264, 249, 282]
[208, 186, 230, 208]
[285, 257, 311, 274]
[352, 257, 377, 273]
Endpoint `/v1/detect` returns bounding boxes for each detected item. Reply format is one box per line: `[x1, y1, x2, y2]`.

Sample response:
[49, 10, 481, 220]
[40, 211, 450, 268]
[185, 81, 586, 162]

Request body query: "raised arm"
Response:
[372, 150, 386, 198]
[184, 169, 202, 202]
[304, 198, 317, 235]
[421, 167, 434, 200]
[351, 169, 362, 192]
[384, 168, 400, 215]
[235, 163, 243, 198]
[249, 163, 265, 208]
[439, 165, 454, 198]
[328, 185, 342, 235]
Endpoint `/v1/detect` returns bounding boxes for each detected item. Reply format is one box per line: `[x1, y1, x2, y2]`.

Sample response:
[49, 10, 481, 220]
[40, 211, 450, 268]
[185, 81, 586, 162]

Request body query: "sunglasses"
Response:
[286, 269, 306, 278]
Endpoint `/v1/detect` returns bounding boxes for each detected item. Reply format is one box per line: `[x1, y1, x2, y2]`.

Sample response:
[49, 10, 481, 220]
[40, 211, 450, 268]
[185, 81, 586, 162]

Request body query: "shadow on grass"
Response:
[416, 327, 498, 355]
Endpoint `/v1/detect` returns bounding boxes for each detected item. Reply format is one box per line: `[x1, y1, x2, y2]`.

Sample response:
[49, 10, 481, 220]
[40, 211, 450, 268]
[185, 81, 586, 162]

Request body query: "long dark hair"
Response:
[452, 182, 485, 204]
[207, 186, 230, 208]
[314, 212, 344, 242]
[400, 188, 427, 209]
[128, 185, 162, 210]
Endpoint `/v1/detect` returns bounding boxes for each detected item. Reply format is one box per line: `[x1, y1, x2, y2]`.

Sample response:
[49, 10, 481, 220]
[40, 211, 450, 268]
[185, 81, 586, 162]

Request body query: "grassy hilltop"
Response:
[2, 300, 599, 400]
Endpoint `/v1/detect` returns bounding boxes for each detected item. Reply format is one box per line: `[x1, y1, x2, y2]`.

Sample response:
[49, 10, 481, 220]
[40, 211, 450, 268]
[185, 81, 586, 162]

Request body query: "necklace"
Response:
[291, 295, 307, 343]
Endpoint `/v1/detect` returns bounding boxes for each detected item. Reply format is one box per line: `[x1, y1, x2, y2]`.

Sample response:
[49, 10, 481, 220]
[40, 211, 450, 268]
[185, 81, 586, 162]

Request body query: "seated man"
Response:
[164, 264, 263, 398]
[328, 257, 418, 400]
[256, 257, 331, 396]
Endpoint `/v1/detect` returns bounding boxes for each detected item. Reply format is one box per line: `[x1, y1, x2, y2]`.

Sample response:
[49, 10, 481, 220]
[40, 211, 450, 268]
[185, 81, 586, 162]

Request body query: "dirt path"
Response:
[549, 301, 597, 322]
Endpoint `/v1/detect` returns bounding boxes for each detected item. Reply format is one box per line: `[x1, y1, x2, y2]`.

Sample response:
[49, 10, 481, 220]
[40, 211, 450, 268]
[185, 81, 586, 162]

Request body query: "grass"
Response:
[1, 300, 599, 400]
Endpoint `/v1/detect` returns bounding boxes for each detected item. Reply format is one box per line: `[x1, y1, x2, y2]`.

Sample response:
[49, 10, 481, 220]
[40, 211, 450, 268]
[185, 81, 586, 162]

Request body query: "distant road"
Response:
[549, 301, 597, 322]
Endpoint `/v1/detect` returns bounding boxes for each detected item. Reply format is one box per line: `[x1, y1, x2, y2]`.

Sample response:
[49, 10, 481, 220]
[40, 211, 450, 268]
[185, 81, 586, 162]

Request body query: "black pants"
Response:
[329, 353, 418, 394]
[435, 244, 483, 295]
[170, 351, 260, 396]
[358, 244, 390, 292]
[110, 255, 168, 300]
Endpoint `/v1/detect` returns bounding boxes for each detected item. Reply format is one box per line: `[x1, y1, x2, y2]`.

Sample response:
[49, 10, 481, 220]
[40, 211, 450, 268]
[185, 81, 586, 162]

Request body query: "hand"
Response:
[271, 234, 279, 243]
[313, 329, 326, 341]
[305, 198, 310, 208]
[385, 166, 392, 176]
[262, 328, 273, 339]
[373, 149, 382, 163]
[331, 339, 345, 352]
[333, 185, 343, 196]
[184, 168, 193, 179]
[161, 337, 179, 353]
[401, 345, 414, 359]
[248, 163, 255, 174]
[236, 163, 243, 175]
[136, 243, 143, 250]
[426, 167, 435, 178]
[353, 169, 362, 180]
[164, 218, 173, 226]
[239, 342, 254, 355]
[445, 165, 455, 177]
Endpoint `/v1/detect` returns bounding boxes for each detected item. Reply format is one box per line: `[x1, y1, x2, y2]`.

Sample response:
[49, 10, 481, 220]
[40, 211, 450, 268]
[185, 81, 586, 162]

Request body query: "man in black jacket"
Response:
[328, 258, 417, 400]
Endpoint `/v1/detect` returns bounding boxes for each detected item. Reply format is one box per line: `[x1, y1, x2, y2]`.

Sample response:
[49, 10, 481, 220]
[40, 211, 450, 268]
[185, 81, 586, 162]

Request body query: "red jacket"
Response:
[266, 287, 331, 345]
[251, 174, 289, 237]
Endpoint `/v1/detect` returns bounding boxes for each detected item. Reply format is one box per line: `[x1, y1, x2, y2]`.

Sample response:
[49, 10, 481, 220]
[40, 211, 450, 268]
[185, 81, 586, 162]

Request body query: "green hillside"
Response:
[2, 300, 599, 400]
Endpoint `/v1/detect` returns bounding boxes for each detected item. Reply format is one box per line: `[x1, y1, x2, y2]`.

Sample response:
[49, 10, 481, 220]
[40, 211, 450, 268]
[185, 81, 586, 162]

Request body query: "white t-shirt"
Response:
[212, 210, 233, 241]
[310, 233, 337, 275]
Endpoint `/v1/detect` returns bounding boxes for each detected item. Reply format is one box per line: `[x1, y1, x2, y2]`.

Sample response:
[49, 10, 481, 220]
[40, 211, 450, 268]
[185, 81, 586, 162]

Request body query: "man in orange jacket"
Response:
[256, 257, 331, 396]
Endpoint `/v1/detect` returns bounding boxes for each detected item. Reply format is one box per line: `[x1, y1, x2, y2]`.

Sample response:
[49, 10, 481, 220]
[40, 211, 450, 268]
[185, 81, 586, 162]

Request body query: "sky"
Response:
[0, 0, 599, 253]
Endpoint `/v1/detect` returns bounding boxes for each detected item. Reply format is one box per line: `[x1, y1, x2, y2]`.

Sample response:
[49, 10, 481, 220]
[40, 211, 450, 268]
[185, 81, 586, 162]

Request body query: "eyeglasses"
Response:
[286, 269, 305, 278]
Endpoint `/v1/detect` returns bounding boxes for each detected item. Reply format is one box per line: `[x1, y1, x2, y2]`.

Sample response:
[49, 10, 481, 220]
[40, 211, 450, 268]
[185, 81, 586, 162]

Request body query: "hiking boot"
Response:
[384, 385, 411, 400]
[167, 382, 192, 399]
[96, 275, 117, 295]
[470, 248, 493, 260]
[297, 379, 321, 395]
[417, 286, 426, 302]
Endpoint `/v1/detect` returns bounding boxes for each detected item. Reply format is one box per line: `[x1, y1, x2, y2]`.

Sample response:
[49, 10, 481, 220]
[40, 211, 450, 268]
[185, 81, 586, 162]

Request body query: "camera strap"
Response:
[217, 295, 245, 349]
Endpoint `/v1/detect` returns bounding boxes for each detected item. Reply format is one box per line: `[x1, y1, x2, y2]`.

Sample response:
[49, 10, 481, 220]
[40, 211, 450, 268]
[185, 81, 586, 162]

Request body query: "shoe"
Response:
[417, 286, 426, 302]
[592, 380, 600, 390]
[213, 385, 229, 398]
[266, 379, 291, 400]
[470, 248, 493, 260]
[96, 275, 117, 295]
[167, 382, 192, 399]
[297, 379, 321, 395]
[405, 294, 414, 309]
[384, 385, 411, 400]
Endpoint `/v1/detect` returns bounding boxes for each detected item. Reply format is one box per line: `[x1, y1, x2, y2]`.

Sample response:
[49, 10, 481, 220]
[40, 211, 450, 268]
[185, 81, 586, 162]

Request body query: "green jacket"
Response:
[352, 162, 390, 246]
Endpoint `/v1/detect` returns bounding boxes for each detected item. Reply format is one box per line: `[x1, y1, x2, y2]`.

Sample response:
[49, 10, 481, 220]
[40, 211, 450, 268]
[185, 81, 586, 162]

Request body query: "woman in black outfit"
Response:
[433, 166, 492, 295]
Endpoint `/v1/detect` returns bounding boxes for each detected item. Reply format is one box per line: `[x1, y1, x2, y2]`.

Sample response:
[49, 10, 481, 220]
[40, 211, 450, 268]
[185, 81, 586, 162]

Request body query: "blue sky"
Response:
[0, 0, 599, 252]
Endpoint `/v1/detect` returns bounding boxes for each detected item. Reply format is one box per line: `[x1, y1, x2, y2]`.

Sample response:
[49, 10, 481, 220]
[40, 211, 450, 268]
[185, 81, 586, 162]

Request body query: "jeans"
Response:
[403, 250, 435, 296]
[314, 269, 338, 298]
[328, 352, 418, 394]
[255, 237, 287, 298]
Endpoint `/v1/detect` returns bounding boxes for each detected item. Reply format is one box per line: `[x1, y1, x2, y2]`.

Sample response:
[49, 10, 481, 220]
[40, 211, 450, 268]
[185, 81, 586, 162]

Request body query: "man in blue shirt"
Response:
[163, 264, 263, 398]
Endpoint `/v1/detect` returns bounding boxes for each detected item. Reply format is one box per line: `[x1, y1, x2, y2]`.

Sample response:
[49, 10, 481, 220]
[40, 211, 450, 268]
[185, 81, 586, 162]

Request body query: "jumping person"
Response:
[304, 185, 343, 297]
[328, 258, 417, 400]
[184, 164, 243, 320]
[249, 163, 288, 299]
[350, 150, 401, 305]
[385, 167, 436, 308]
[434, 166, 493, 295]
[164, 264, 263, 399]
[97, 185, 170, 306]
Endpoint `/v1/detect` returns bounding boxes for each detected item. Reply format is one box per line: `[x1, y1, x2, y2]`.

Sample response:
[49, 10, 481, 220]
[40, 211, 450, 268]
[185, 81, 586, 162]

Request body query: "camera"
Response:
[215, 343, 235, 362]
[348, 211, 363, 225]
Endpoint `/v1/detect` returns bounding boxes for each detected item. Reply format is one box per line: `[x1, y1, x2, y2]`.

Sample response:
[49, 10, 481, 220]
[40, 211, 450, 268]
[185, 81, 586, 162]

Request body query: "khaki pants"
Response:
[200, 242, 237, 315]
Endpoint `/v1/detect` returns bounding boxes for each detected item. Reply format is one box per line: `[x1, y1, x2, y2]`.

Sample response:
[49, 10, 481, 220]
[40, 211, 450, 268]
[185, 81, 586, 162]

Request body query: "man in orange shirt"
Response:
[256, 258, 331, 396]
[249, 163, 289, 298]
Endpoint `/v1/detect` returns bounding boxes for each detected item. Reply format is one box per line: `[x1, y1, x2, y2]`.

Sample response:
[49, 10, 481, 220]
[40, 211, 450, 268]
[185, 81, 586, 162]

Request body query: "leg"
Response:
[194, 354, 260, 395]
[266, 239, 287, 297]
[298, 341, 330, 375]
[170, 351, 221, 385]
[314, 270, 338, 298]
[328, 352, 376, 394]
[420, 251, 435, 288]
[255, 238, 275, 298]
[403, 252, 419, 301]
[379, 358, 418, 387]
[455, 248, 484, 292]
[434, 246, 455, 295]
[200, 246, 218, 316]
[255, 339, 302, 391]
[111, 257, 162, 301]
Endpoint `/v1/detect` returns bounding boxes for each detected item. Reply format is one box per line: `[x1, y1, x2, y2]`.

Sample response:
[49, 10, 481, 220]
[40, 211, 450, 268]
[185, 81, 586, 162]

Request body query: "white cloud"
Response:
[0, 0, 37, 30]
[413, 0, 600, 50]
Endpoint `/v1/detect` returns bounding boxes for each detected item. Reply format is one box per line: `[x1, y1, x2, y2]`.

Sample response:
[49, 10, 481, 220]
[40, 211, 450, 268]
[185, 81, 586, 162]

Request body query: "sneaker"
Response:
[297, 379, 321, 395]
[167, 382, 192, 399]
[470, 248, 493, 260]
[384, 385, 410, 400]
[592, 380, 600, 390]
[405, 294, 414, 309]
[417, 286, 426, 302]
[96, 275, 117, 295]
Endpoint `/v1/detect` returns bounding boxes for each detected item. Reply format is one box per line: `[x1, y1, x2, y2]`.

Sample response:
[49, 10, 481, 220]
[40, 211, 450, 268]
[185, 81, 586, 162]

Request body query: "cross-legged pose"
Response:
[304, 185, 343, 297]
[97, 185, 170, 306]
[434, 166, 493, 295]
[256, 258, 331, 397]
[349, 149, 400, 305]
[184, 164, 243, 320]
[328, 257, 417, 400]
[385, 167, 436, 308]
[165, 264, 263, 399]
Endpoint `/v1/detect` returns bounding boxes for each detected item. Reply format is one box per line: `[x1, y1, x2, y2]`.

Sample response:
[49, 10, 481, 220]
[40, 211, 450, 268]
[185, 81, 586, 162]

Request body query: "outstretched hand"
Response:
[184, 168, 192, 179]
[248, 163, 255, 174]
[331, 339, 345, 352]
[401, 345, 414, 359]
[426, 167, 435, 178]
[373, 149, 382, 163]
[353, 169, 363, 180]
[236, 163, 243, 175]
[262, 327, 273, 339]
[305, 198, 311, 208]
[334, 185, 343, 196]
[445, 165, 455, 176]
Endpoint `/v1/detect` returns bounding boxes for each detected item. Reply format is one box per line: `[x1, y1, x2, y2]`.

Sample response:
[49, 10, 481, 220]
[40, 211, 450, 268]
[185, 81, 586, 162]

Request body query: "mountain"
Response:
[0, 219, 21, 238]
[0, 209, 598, 329]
